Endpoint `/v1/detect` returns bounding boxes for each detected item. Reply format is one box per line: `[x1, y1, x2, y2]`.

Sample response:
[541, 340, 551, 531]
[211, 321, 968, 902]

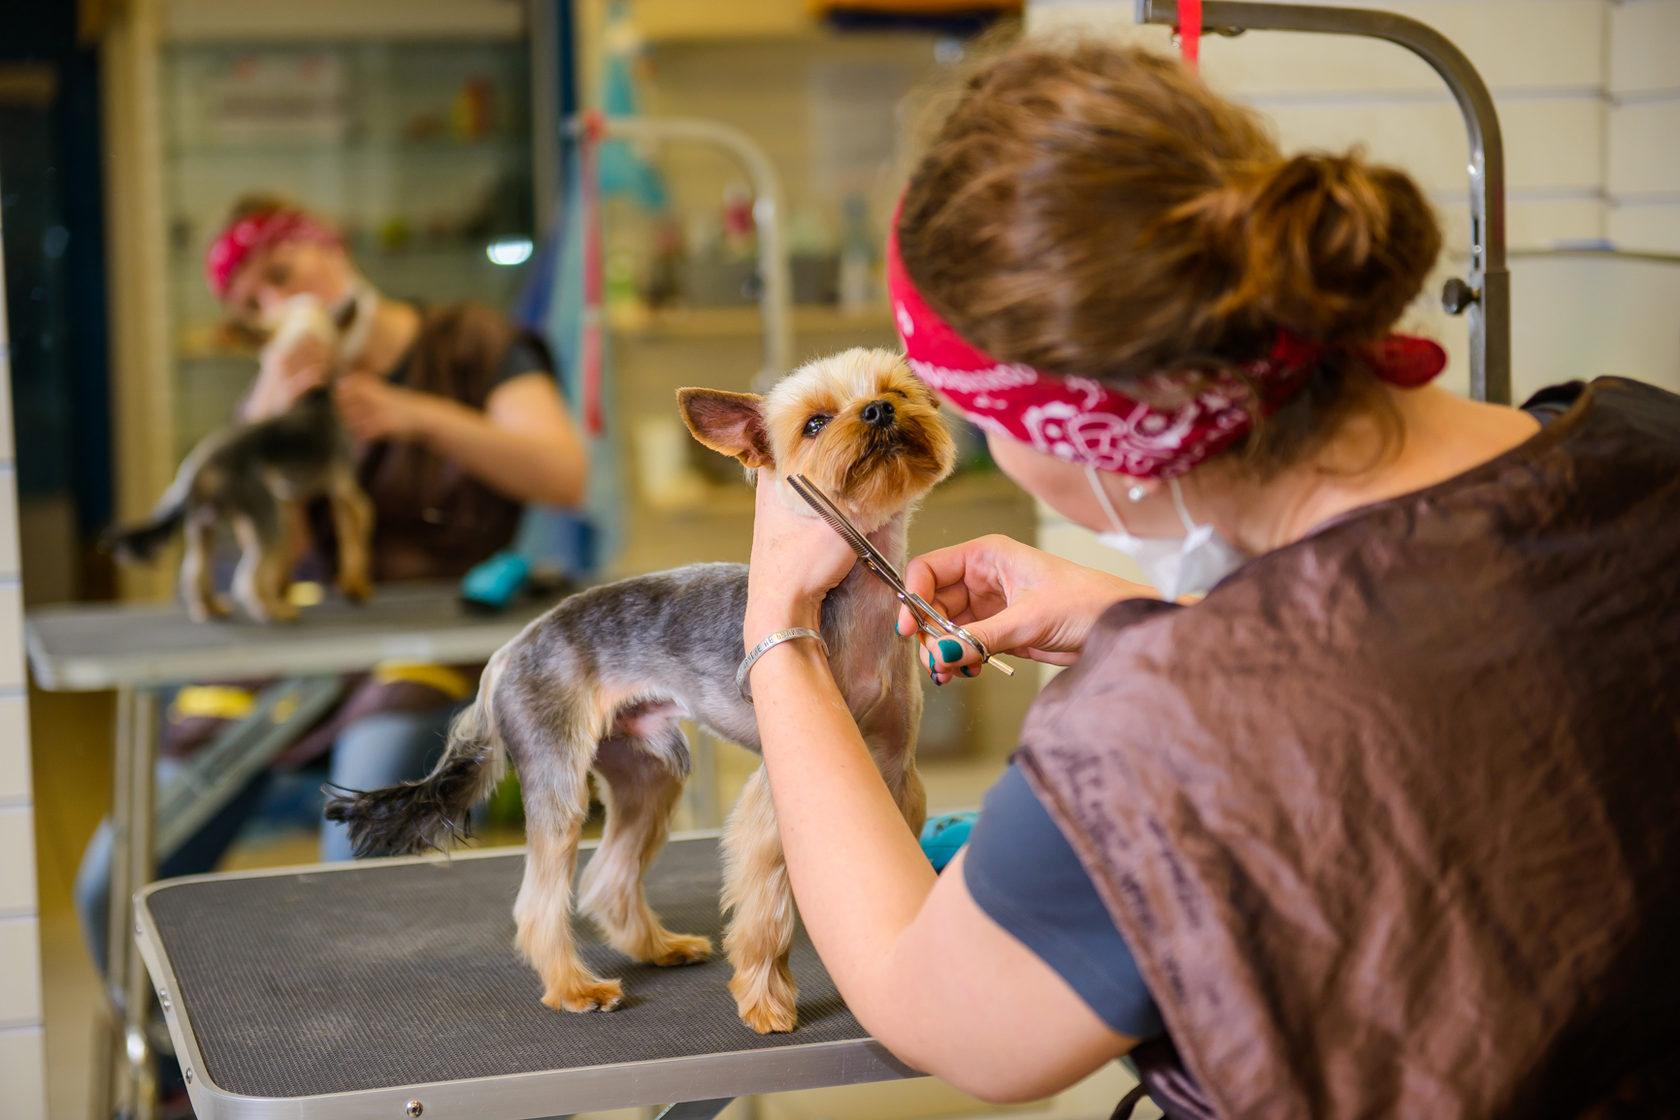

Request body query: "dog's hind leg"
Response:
[722, 764, 799, 1034]
[506, 689, 624, 1013]
[577, 727, 712, 968]
[231, 496, 297, 623]
[181, 514, 230, 622]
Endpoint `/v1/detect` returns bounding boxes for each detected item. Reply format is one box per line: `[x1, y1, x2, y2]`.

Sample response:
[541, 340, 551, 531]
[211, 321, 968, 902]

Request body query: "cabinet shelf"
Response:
[608, 304, 895, 340]
[165, 135, 524, 159]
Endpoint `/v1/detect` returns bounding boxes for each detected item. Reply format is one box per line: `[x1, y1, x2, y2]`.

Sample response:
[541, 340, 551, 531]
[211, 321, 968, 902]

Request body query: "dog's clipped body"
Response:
[326, 347, 956, 1033]
[102, 295, 374, 622]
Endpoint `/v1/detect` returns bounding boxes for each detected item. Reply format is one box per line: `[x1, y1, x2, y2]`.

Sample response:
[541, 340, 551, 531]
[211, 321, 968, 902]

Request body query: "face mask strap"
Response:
[1168, 478, 1200, 536]
[1087, 466, 1132, 537]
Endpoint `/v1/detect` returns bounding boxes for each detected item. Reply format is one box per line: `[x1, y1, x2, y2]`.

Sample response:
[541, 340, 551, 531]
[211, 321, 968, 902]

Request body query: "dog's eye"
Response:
[803, 415, 831, 437]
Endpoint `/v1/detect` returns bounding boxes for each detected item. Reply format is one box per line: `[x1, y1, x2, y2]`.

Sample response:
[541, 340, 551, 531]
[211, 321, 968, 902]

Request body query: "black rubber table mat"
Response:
[144, 839, 864, 1098]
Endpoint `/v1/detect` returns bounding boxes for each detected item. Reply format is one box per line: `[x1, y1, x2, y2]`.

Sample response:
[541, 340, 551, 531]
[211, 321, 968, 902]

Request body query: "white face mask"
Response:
[1087, 467, 1249, 600]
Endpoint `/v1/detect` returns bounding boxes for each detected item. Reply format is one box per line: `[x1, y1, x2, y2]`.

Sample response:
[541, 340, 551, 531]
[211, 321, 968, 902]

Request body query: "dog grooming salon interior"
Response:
[2, 0, 1678, 1118]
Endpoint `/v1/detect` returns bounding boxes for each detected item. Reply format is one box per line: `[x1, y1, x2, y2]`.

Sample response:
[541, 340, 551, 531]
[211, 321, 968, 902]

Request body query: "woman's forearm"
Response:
[747, 639, 938, 1028]
[411, 393, 586, 507]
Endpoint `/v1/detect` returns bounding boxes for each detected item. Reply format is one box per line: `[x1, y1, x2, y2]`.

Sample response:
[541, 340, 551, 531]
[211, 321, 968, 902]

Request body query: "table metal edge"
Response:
[131, 831, 730, 894]
[133, 834, 921, 1120]
[26, 625, 538, 692]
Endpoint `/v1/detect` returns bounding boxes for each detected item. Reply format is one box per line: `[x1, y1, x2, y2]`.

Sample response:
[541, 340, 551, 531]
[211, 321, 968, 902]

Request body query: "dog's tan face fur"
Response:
[678, 347, 957, 532]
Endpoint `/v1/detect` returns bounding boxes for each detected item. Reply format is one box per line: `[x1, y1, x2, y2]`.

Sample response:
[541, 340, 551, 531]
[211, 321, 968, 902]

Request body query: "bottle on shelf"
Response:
[837, 192, 876, 313]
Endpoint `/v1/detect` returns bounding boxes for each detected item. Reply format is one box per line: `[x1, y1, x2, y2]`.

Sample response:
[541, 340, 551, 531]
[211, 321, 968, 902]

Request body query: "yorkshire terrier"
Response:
[325, 347, 956, 1033]
[102, 293, 375, 623]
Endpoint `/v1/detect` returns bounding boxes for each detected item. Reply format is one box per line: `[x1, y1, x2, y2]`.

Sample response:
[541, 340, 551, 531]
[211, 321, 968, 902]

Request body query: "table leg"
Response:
[103, 687, 133, 1116]
[105, 687, 159, 1120]
[656, 1100, 734, 1120]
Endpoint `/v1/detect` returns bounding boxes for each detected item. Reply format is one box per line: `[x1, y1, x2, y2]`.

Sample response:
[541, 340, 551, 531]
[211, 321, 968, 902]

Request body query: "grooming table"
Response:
[25, 584, 582, 1120]
[135, 835, 917, 1120]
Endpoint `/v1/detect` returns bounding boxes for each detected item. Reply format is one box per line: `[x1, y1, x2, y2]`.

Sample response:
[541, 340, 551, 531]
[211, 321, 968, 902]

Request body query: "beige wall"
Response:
[0, 200, 48, 1115]
[1608, 1, 1680, 253]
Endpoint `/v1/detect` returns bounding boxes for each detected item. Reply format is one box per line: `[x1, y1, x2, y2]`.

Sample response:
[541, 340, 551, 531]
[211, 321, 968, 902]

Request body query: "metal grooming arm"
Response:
[570, 115, 795, 386]
[1135, 0, 1511, 405]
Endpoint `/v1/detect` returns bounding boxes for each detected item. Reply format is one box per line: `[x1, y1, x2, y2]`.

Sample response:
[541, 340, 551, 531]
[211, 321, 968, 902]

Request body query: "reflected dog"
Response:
[101, 294, 375, 623]
[324, 347, 956, 1033]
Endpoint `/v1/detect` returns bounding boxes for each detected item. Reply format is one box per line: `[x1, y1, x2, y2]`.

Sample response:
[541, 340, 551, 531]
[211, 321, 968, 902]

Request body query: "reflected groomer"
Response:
[76, 194, 589, 979]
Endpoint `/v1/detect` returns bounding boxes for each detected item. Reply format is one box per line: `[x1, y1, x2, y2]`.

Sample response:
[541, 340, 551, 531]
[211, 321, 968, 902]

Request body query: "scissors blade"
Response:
[787, 475, 1014, 677]
[787, 475, 897, 576]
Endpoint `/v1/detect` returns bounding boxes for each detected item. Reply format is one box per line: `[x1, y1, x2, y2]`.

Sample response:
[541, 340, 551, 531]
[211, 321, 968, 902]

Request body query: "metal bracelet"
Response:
[737, 627, 828, 703]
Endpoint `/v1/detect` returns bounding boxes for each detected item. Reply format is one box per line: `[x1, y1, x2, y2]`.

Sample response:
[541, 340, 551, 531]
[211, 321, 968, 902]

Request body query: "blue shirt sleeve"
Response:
[962, 762, 1165, 1040]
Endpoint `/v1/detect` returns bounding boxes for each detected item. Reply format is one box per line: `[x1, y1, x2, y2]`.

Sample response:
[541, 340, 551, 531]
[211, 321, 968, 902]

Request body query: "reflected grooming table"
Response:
[135, 835, 918, 1120]
[26, 584, 572, 1119]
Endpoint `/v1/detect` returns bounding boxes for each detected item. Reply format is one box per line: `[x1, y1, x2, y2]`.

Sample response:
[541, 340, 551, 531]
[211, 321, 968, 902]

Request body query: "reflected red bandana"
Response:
[885, 218, 1447, 479]
[205, 208, 341, 300]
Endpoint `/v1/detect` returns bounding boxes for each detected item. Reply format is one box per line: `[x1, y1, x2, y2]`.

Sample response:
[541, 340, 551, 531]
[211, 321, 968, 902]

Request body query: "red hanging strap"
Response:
[1177, 0, 1203, 68]
[577, 109, 606, 437]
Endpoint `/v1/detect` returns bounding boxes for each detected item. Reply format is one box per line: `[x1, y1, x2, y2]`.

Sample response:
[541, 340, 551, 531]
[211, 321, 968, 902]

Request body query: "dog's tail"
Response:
[323, 649, 511, 857]
[99, 481, 194, 563]
[99, 507, 186, 564]
[98, 439, 217, 563]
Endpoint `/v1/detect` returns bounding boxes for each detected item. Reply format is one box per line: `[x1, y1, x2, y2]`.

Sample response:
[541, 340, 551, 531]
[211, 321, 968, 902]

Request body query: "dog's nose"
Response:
[861, 399, 895, 428]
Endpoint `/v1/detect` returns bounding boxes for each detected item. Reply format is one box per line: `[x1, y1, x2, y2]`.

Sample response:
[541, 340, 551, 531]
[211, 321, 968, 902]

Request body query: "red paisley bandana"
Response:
[885, 218, 1447, 479]
[205, 208, 342, 300]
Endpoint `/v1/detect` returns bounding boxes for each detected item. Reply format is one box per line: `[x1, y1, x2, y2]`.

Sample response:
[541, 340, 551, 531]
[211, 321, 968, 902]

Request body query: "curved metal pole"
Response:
[568, 115, 794, 386]
[1135, 0, 1510, 404]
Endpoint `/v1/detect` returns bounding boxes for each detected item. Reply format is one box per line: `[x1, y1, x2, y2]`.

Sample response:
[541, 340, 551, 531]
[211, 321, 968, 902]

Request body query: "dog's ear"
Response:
[677, 388, 774, 469]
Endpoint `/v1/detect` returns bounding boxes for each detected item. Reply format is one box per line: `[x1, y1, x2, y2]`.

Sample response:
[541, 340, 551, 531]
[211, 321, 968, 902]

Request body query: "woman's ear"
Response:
[676, 388, 775, 469]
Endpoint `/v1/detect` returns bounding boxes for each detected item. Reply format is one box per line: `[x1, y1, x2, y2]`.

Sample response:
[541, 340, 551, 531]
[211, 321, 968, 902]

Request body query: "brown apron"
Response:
[348, 301, 540, 583]
[1019, 378, 1680, 1118]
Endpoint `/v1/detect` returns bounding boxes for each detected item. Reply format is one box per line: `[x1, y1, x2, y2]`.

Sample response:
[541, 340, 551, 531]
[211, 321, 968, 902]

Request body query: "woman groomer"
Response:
[76, 196, 588, 976]
[742, 42, 1680, 1118]
[213, 194, 588, 860]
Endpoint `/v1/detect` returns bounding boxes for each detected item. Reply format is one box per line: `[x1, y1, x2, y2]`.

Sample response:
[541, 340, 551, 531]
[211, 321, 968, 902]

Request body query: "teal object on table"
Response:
[460, 551, 531, 612]
[919, 811, 977, 872]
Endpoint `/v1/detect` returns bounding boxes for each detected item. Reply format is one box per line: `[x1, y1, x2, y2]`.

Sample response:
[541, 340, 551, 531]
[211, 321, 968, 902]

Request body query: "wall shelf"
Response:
[608, 304, 894, 340]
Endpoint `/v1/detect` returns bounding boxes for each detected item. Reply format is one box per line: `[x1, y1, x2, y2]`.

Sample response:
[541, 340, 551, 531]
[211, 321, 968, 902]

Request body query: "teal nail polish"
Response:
[928, 651, 937, 675]
[961, 666, 977, 678]
[937, 639, 963, 664]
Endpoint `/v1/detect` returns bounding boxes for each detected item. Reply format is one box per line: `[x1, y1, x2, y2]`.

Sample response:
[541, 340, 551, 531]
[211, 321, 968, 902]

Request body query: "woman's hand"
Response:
[743, 470, 858, 648]
[242, 333, 331, 420]
[899, 534, 1154, 680]
[333, 373, 430, 443]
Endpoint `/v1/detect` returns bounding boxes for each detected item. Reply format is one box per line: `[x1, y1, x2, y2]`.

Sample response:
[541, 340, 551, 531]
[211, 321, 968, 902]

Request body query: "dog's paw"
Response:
[651, 934, 712, 967]
[543, 978, 624, 1014]
[736, 996, 798, 1035]
[338, 576, 372, 603]
[187, 595, 233, 623]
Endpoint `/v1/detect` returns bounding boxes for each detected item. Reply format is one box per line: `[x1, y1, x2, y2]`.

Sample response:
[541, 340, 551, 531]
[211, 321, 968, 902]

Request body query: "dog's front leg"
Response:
[721, 764, 799, 1033]
[889, 758, 928, 838]
[328, 475, 374, 603]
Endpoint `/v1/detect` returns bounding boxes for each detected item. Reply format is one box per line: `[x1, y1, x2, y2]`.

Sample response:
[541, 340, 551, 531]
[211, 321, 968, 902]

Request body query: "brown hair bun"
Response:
[1189, 152, 1442, 347]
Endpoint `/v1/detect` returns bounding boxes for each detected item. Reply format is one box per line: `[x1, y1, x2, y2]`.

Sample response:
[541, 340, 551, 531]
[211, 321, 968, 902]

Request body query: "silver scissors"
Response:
[787, 474, 1014, 677]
